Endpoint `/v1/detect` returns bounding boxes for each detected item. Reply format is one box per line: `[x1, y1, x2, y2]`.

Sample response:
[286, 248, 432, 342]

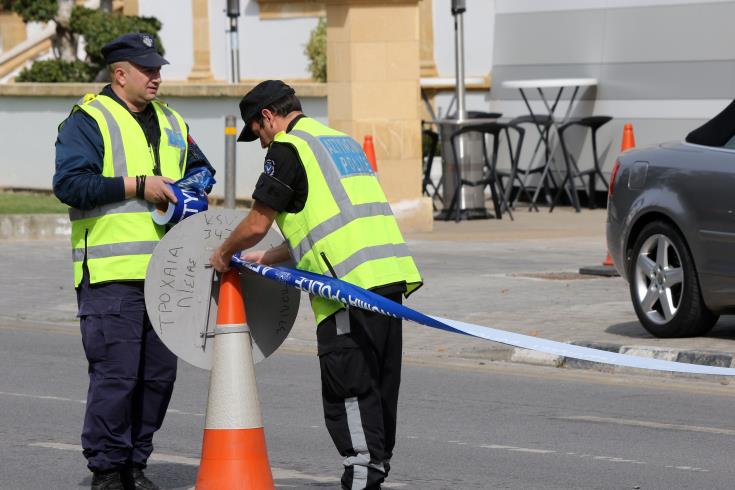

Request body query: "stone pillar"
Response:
[188, 0, 215, 82]
[418, 0, 437, 78]
[122, 0, 139, 15]
[325, 0, 432, 231]
[0, 11, 26, 54]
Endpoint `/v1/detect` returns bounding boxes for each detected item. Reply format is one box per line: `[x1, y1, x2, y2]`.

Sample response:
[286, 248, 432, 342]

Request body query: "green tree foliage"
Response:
[304, 17, 326, 82]
[71, 7, 163, 76]
[10, 2, 164, 83]
[15, 59, 94, 82]
[7, 0, 58, 23]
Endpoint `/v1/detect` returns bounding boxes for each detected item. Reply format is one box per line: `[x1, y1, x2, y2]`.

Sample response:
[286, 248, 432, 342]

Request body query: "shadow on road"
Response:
[606, 317, 735, 341]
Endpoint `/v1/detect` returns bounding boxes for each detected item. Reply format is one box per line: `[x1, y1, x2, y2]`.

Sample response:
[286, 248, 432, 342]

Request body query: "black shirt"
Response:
[252, 114, 308, 213]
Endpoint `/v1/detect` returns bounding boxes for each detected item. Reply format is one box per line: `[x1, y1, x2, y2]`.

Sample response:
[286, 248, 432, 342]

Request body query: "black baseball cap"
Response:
[102, 32, 169, 68]
[238, 80, 296, 142]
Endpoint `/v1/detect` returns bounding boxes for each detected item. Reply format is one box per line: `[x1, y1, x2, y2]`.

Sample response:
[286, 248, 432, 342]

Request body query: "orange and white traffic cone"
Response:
[195, 269, 274, 490]
[580, 125, 637, 277]
[363, 134, 378, 174]
[620, 122, 636, 152]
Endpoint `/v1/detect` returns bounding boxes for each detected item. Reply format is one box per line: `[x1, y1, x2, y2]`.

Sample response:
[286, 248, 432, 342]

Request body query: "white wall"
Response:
[140, 0, 318, 81]
[0, 95, 327, 196]
[431, 0, 495, 118]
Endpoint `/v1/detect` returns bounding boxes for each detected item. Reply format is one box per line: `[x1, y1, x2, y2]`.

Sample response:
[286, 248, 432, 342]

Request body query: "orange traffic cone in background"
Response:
[363, 135, 378, 173]
[580, 124, 636, 277]
[195, 269, 274, 490]
[620, 123, 636, 152]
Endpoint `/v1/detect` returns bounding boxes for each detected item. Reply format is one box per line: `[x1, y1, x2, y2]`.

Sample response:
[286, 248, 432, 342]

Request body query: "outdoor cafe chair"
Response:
[447, 122, 518, 222]
[549, 115, 613, 211]
[422, 111, 502, 211]
[507, 114, 559, 211]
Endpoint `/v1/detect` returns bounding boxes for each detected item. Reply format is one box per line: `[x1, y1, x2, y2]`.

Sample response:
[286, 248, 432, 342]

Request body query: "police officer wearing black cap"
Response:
[211, 81, 422, 490]
[53, 33, 215, 490]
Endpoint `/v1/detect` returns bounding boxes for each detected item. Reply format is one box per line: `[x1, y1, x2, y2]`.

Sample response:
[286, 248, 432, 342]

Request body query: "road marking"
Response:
[665, 465, 708, 472]
[0, 390, 203, 417]
[30, 442, 407, 487]
[474, 441, 708, 470]
[559, 415, 735, 437]
[0, 391, 85, 404]
[480, 444, 555, 454]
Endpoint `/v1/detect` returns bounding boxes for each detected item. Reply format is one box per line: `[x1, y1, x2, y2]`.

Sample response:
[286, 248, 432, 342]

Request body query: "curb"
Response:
[0, 214, 69, 240]
[508, 341, 735, 381]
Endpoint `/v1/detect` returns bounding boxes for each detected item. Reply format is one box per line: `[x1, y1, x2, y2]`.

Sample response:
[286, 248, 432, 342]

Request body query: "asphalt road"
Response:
[2, 320, 735, 490]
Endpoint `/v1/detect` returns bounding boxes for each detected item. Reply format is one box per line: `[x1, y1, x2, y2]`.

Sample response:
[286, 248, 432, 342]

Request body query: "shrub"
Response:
[6, 0, 57, 23]
[71, 6, 163, 75]
[9, 2, 164, 83]
[15, 59, 94, 82]
[304, 17, 326, 82]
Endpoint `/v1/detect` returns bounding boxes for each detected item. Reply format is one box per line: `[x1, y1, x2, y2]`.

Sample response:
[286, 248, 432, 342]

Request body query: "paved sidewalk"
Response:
[3, 208, 735, 379]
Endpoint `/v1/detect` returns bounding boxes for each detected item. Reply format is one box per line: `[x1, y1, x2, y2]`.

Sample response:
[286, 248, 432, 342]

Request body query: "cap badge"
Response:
[142, 35, 153, 48]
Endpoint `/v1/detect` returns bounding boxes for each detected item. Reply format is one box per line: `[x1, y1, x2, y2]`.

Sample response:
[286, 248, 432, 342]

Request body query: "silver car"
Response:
[607, 104, 735, 337]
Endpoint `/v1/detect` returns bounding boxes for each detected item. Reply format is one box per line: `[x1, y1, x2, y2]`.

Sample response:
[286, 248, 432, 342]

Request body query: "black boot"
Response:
[121, 467, 160, 490]
[91, 470, 125, 490]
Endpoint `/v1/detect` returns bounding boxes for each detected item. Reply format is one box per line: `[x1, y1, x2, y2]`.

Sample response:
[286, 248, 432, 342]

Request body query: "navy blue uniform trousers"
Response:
[77, 277, 177, 472]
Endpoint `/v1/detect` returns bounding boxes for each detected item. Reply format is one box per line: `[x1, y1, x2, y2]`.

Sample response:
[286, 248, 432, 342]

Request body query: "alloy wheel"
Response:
[633, 233, 684, 325]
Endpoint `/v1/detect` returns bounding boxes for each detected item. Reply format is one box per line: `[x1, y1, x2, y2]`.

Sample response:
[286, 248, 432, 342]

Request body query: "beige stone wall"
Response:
[326, 1, 420, 197]
[326, 0, 432, 231]
[0, 11, 26, 54]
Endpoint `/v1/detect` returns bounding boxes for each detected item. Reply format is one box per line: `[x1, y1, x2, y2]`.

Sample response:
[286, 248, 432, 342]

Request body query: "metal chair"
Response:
[447, 122, 520, 222]
[508, 114, 560, 211]
[422, 127, 441, 210]
[550, 115, 613, 211]
[422, 112, 503, 212]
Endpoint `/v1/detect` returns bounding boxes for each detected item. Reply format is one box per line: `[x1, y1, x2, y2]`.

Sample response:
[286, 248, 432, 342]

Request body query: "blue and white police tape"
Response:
[152, 184, 208, 225]
[231, 256, 735, 376]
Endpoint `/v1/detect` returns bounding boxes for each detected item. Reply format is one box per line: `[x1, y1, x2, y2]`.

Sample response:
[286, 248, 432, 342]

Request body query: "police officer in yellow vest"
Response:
[53, 33, 215, 490]
[210, 80, 422, 490]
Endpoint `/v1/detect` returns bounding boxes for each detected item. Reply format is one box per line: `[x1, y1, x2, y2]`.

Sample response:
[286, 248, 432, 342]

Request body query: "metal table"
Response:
[501, 78, 598, 212]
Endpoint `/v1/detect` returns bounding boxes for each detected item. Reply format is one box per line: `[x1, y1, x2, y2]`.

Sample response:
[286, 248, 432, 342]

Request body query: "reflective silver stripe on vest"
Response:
[68, 199, 153, 221]
[71, 241, 158, 262]
[88, 99, 127, 177]
[158, 103, 186, 173]
[290, 202, 394, 260]
[331, 242, 412, 279]
[288, 130, 402, 274]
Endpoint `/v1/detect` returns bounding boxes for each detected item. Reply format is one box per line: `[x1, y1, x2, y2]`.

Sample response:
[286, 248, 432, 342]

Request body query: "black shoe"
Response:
[91, 470, 125, 490]
[120, 467, 160, 490]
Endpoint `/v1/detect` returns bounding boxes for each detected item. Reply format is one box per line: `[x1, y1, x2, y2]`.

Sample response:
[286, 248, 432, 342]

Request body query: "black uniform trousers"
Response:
[317, 289, 403, 490]
[77, 275, 177, 472]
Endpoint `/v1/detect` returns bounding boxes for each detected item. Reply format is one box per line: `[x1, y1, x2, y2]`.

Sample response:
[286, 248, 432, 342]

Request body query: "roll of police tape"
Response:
[230, 256, 735, 376]
[152, 184, 208, 225]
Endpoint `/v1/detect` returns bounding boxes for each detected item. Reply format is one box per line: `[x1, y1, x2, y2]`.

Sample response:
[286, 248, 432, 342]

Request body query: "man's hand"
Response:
[209, 245, 232, 273]
[144, 176, 177, 204]
[241, 249, 267, 264]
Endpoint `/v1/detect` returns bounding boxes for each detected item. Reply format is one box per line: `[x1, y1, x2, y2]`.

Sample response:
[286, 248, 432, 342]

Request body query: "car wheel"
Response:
[628, 221, 718, 338]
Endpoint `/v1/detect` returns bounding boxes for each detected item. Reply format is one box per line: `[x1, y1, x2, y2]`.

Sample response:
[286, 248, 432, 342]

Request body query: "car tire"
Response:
[628, 221, 718, 338]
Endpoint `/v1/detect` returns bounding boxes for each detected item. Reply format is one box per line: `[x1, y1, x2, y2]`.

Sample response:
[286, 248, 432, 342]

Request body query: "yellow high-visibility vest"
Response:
[67, 93, 188, 286]
[274, 117, 422, 324]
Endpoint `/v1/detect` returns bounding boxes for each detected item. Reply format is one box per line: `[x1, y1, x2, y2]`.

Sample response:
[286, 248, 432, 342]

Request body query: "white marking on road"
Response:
[560, 415, 735, 437]
[165, 408, 204, 417]
[0, 390, 202, 417]
[481, 444, 556, 454]
[665, 465, 708, 473]
[0, 391, 85, 404]
[29, 442, 407, 487]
